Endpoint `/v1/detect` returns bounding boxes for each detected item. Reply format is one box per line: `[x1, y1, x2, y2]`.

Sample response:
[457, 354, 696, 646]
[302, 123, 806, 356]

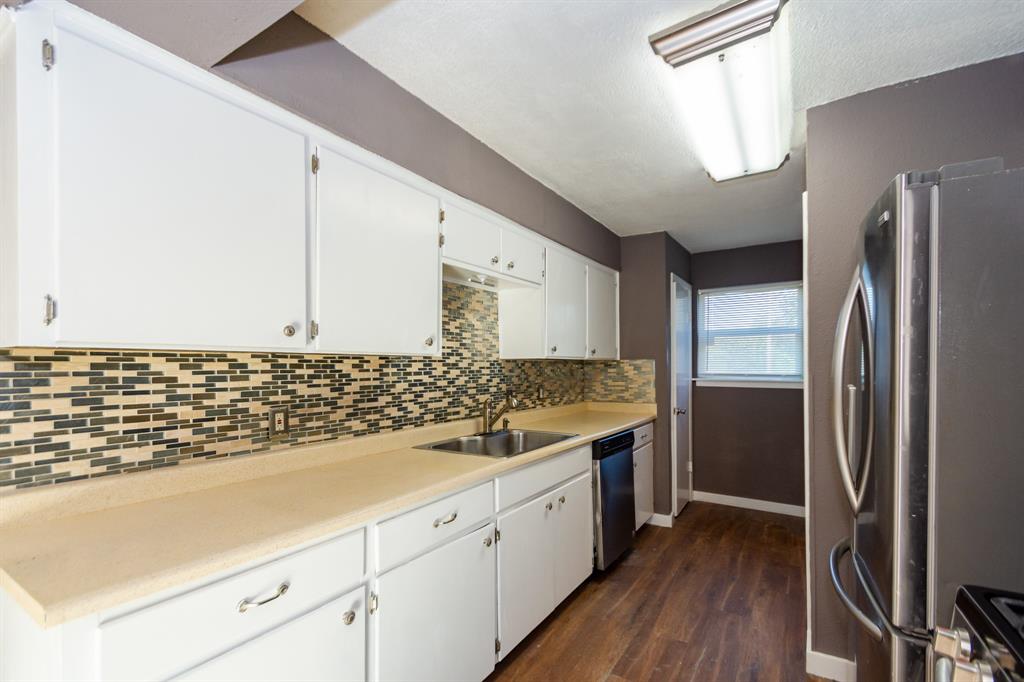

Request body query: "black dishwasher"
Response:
[592, 430, 636, 570]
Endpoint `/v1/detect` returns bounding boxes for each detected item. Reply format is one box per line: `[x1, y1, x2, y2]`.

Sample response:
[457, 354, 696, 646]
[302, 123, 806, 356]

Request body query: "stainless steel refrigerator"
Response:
[828, 159, 1024, 682]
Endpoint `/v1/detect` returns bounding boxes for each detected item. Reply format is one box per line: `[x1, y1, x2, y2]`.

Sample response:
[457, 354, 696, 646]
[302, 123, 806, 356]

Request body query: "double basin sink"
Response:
[417, 429, 576, 458]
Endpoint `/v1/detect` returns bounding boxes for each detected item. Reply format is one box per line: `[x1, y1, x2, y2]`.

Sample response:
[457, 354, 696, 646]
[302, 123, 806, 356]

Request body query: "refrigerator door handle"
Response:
[829, 537, 884, 641]
[831, 270, 875, 515]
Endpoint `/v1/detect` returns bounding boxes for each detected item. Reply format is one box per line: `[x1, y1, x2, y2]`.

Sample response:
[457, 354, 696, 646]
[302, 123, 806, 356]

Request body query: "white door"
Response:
[552, 474, 593, 605]
[545, 249, 587, 358]
[316, 147, 441, 356]
[376, 524, 496, 682]
[500, 230, 545, 284]
[441, 203, 501, 273]
[176, 587, 366, 682]
[671, 274, 693, 515]
[53, 27, 308, 351]
[586, 267, 618, 359]
[633, 443, 654, 530]
[497, 494, 555, 658]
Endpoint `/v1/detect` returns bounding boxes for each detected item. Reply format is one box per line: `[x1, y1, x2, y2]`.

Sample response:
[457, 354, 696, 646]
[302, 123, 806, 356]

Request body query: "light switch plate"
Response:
[268, 405, 290, 440]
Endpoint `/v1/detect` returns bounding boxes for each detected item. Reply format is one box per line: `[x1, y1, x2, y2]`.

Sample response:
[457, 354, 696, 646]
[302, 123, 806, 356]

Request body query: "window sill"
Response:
[693, 378, 803, 390]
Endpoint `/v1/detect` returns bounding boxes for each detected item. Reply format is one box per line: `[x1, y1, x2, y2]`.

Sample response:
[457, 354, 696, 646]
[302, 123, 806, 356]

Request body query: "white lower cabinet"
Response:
[176, 587, 366, 682]
[634, 442, 654, 530]
[375, 523, 497, 682]
[497, 472, 593, 659]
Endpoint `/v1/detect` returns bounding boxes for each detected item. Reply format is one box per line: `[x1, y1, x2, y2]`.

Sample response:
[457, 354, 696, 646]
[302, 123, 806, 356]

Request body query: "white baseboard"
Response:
[806, 647, 856, 681]
[647, 513, 673, 528]
[691, 491, 805, 517]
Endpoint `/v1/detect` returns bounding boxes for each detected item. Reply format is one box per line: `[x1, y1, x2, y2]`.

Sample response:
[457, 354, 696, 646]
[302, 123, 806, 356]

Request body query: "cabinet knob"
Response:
[507, 261, 515, 270]
[425, 335, 435, 347]
[590, 348, 597, 355]
[483, 536, 493, 547]
[282, 325, 296, 338]
[545, 501, 553, 511]
[559, 495, 566, 504]
[550, 346, 557, 353]
[491, 255, 500, 265]
[342, 610, 356, 625]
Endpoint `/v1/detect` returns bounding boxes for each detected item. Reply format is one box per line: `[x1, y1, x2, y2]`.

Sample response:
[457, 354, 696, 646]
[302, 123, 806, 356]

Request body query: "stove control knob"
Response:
[934, 627, 973, 661]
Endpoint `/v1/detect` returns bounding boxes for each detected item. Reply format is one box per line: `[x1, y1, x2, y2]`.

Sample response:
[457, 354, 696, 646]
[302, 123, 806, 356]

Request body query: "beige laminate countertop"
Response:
[0, 404, 654, 628]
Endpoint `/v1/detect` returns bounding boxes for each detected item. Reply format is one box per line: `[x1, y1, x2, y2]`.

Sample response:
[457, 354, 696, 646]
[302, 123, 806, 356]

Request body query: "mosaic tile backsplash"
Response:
[0, 283, 653, 490]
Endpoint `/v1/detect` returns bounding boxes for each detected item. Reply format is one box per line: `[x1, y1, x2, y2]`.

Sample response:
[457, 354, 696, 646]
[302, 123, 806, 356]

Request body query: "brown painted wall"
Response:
[619, 232, 691, 515]
[806, 53, 1024, 658]
[690, 240, 804, 507]
[212, 13, 620, 269]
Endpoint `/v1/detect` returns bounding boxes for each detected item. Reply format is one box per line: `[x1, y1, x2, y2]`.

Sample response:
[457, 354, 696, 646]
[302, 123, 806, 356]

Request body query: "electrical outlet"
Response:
[268, 405, 290, 440]
[537, 386, 546, 400]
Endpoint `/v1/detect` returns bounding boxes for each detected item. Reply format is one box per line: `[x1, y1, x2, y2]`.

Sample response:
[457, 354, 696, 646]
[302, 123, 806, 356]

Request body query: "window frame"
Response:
[695, 280, 804, 384]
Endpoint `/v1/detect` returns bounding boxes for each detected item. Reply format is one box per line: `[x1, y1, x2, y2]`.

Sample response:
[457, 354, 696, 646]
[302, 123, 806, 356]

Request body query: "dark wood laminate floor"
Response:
[488, 502, 825, 682]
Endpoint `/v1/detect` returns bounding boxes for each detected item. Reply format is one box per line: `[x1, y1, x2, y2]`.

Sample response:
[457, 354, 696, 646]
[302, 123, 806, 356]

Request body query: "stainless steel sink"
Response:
[417, 429, 577, 458]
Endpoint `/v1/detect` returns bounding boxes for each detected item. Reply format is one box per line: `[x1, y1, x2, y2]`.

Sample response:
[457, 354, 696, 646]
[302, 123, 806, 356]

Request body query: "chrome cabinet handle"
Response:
[550, 345, 557, 353]
[831, 271, 874, 515]
[828, 539, 882, 640]
[558, 496, 565, 504]
[491, 256, 500, 265]
[639, 433, 648, 440]
[425, 335, 435, 347]
[507, 261, 515, 270]
[433, 511, 458, 528]
[590, 348, 597, 355]
[238, 582, 289, 613]
[342, 610, 356, 625]
[673, 407, 686, 415]
[483, 535, 493, 547]
[545, 501, 553, 511]
[282, 325, 296, 338]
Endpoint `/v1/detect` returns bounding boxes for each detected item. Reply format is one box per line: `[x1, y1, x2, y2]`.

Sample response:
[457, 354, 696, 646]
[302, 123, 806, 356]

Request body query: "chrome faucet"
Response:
[482, 390, 519, 433]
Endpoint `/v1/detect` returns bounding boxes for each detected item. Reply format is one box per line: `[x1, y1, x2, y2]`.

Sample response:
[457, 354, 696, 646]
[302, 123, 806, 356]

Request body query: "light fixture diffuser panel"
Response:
[673, 28, 792, 181]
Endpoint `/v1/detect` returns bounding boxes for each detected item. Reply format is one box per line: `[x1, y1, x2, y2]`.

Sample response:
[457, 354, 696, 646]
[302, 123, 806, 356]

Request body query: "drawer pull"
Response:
[433, 511, 458, 528]
[342, 610, 356, 625]
[237, 582, 289, 613]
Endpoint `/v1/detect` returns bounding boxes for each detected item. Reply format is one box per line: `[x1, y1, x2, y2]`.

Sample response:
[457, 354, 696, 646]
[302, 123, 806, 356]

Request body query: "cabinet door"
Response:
[497, 494, 556, 658]
[441, 203, 501, 273]
[587, 266, 618, 359]
[376, 524, 496, 682]
[552, 473, 594, 606]
[53, 27, 308, 350]
[500, 230, 545, 284]
[633, 443, 654, 530]
[316, 147, 441, 356]
[176, 587, 366, 682]
[545, 249, 588, 358]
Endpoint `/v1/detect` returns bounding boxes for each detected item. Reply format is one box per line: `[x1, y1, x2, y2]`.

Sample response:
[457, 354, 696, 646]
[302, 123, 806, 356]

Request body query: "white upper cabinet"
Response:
[441, 203, 502, 273]
[51, 25, 308, 351]
[587, 266, 619, 359]
[315, 146, 441, 356]
[545, 249, 588, 359]
[500, 230, 545, 284]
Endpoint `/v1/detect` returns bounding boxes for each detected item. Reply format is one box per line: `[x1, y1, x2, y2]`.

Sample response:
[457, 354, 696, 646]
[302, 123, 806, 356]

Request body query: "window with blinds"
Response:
[696, 281, 803, 380]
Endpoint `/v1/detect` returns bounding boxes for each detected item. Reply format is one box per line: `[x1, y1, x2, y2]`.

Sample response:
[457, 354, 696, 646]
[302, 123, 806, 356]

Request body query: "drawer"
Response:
[634, 421, 654, 447]
[377, 481, 493, 571]
[496, 445, 590, 511]
[100, 529, 365, 682]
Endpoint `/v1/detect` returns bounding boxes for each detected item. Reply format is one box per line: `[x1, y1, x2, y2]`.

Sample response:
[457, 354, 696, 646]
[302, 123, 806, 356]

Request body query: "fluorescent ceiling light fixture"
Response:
[650, 0, 792, 182]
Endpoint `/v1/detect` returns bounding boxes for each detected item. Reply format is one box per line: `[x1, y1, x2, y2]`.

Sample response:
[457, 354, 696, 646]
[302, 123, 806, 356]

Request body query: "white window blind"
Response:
[696, 281, 803, 380]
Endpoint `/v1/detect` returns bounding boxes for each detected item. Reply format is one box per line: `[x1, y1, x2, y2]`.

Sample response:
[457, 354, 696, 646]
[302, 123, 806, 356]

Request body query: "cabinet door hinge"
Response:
[369, 591, 378, 615]
[43, 295, 56, 326]
[438, 233, 445, 248]
[311, 153, 320, 174]
[439, 208, 445, 223]
[495, 638, 501, 654]
[42, 39, 54, 70]
[309, 320, 319, 340]
[494, 529, 501, 542]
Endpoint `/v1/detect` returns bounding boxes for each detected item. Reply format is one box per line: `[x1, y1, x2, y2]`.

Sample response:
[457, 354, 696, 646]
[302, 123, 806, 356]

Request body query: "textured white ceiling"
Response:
[297, 0, 1024, 253]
